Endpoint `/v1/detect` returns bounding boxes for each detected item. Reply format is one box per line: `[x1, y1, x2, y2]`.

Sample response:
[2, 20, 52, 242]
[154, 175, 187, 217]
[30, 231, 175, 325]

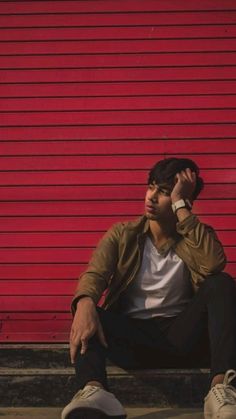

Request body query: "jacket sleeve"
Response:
[176, 214, 227, 276]
[71, 222, 123, 315]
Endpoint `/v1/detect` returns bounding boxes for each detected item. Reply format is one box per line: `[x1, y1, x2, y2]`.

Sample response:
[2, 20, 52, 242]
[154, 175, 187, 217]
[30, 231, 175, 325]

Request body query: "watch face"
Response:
[172, 200, 185, 213]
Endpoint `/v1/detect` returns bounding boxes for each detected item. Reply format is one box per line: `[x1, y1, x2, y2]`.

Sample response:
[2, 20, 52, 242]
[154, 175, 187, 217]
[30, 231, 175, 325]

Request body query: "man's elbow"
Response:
[204, 253, 227, 275]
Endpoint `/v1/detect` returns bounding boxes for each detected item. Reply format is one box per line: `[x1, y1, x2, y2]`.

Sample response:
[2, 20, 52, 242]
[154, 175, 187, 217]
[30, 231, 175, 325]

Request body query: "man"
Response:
[62, 157, 236, 419]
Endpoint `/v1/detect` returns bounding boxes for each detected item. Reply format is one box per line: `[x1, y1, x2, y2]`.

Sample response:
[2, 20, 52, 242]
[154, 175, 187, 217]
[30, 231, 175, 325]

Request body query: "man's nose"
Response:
[150, 195, 157, 203]
[150, 189, 158, 202]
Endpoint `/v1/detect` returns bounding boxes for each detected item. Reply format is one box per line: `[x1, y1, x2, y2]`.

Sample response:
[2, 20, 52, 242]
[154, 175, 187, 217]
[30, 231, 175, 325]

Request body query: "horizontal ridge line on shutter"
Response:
[0, 213, 235, 217]
[0, 106, 236, 115]
[2, 123, 236, 128]
[1, 12, 236, 29]
[2, 153, 236, 157]
[4, 65, 236, 70]
[1, 9, 236, 16]
[0, 261, 231, 266]
[3, 37, 236, 42]
[1, 136, 236, 141]
[1, 166, 236, 172]
[0, 198, 234, 202]
[2, 51, 236, 57]
[2, 9, 236, 14]
[2, 107, 236, 113]
[0, 243, 234, 249]
[0, 22, 235, 35]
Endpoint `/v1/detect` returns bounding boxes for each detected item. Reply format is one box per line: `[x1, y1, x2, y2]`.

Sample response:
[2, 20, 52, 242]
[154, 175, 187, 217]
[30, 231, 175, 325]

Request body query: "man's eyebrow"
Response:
[150, 183, 172, 193]
[158, 184, 172, 191]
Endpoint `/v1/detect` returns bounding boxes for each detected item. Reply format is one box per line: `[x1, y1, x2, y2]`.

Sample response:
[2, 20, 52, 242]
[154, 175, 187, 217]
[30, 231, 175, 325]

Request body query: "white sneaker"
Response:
[61, 385, 127, 419]
[204, 369, 236, 418]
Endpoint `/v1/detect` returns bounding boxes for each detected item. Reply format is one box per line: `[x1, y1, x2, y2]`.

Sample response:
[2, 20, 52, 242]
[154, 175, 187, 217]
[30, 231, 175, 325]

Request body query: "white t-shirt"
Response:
[122, 236, 193, 318]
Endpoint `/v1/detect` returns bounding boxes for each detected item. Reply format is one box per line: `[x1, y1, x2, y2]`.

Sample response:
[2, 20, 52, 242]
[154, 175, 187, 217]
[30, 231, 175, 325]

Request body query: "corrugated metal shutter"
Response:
[0, 0, 236, 342]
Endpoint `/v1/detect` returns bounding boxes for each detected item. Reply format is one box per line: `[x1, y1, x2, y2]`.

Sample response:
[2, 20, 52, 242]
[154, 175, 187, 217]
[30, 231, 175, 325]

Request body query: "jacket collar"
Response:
[138, 215, 181, 256]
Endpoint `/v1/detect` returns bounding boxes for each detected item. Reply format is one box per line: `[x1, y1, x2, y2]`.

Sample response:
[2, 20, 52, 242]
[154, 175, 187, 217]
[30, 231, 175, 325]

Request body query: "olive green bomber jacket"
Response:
[71, 214, 227, 315]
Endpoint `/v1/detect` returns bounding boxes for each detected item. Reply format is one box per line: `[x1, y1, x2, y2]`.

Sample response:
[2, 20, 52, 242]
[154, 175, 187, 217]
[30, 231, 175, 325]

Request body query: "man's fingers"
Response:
[70, 327, 75, 340]
[184, 168, 196, 182]
[70, 334, 89, 362]
[191, 171, 197, 183]
[180, 170, 189, 180]
[81, 336, 90, 355]
[70, 327, 82, 363]
[70, 339, 79, 364]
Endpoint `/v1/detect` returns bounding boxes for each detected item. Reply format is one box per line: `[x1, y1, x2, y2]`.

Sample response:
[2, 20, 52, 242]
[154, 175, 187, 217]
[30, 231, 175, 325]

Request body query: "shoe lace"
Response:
[72, 386, 99, 401]
[212, 385, 236, 406]
[223, 369, 236, 386]
[209, 370, 236, 406]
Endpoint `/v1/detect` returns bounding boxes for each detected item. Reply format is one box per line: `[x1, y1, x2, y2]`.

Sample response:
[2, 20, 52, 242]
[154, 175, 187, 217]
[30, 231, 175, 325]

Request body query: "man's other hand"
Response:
[69, 297, 108, 364]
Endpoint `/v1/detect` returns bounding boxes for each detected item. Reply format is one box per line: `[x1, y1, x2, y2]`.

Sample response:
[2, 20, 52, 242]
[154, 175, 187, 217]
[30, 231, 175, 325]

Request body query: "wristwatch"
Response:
[171, 199, 192, 214]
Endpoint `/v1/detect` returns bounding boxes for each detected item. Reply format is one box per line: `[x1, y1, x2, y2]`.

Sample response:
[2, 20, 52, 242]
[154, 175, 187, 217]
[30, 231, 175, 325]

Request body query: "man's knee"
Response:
[204, 272, 236, 292]
[96, 306, 119, 339]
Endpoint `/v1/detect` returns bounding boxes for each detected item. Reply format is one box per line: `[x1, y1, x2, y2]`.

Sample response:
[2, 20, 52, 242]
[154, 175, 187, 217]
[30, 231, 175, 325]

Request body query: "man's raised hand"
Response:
[171, 168, 196, 203]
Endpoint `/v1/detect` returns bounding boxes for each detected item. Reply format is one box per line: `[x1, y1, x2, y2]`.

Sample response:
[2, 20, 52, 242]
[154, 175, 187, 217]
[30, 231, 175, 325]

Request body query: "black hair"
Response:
[148, 157, 204, 201]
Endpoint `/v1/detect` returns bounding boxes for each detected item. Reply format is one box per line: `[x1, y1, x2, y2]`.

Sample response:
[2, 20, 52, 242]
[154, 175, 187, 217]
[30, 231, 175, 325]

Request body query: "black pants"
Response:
[75, 272, 236, 391]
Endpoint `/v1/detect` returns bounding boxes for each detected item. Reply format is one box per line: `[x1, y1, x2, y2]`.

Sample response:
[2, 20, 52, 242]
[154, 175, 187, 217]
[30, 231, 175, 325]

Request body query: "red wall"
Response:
[0, 0, 236, 341]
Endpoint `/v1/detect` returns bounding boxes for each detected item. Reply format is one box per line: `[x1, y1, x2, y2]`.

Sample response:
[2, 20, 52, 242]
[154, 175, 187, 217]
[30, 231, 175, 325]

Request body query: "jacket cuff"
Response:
[176, 214, 199, 236]
[71, 292, 97, 316]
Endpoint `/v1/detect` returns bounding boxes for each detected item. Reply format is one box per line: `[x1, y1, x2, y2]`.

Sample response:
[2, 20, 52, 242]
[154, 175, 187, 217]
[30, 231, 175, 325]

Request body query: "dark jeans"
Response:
[75, 272, 236, 391]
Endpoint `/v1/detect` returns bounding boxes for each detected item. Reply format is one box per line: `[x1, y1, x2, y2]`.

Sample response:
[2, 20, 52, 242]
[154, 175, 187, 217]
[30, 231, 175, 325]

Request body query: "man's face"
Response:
[145, 182, 174, 221]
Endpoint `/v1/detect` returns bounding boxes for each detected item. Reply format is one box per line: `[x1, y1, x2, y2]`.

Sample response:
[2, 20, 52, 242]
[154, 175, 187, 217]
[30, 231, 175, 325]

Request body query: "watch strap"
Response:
[172, 199, 192, 214]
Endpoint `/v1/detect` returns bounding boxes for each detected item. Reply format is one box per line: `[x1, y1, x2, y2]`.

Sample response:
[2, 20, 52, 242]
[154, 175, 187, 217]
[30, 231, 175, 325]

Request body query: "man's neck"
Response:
[149, 219, 176, 243]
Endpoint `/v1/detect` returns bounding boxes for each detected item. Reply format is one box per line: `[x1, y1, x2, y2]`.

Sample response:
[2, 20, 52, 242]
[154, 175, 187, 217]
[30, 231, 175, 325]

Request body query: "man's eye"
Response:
[160, 189, 170, 196]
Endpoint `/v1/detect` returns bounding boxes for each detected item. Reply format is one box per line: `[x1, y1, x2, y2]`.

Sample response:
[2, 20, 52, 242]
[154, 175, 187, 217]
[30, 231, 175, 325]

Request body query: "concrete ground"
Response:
[0, 407, 204, 418]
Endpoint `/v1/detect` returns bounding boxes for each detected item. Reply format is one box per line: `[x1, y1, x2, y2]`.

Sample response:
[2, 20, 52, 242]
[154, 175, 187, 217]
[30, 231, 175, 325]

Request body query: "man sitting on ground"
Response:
[62, 157, 236, 419]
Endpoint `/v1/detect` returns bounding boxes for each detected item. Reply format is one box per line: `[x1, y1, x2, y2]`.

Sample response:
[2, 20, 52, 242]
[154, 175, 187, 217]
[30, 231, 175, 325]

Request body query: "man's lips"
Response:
[145, 204, 157, 213]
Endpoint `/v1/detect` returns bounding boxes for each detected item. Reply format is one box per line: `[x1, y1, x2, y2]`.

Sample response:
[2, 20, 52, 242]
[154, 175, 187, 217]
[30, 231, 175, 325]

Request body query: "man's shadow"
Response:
[129, 408, 203, 418]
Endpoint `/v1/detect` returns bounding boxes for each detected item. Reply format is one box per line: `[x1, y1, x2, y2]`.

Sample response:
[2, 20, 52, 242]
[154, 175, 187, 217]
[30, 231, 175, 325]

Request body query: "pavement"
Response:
[0, 407, 204, 418]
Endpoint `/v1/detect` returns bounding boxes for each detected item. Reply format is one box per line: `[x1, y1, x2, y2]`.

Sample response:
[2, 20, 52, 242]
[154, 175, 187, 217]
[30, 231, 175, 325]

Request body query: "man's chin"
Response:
[145, 211, 160, 220]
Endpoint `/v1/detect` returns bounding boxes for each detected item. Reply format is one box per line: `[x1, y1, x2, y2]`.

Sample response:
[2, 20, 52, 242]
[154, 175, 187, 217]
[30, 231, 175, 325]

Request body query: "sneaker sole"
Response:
[67, 408, 126, 419]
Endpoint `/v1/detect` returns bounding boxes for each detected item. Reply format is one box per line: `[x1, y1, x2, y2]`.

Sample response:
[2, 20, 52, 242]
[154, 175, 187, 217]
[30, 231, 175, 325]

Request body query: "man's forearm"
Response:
[175, 207, 192, 222]
[76, 296, 95, 308]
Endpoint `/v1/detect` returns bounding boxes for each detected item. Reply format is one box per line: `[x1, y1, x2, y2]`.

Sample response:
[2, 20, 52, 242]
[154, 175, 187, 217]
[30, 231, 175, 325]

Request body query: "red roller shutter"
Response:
[0, 0, 236, 342]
